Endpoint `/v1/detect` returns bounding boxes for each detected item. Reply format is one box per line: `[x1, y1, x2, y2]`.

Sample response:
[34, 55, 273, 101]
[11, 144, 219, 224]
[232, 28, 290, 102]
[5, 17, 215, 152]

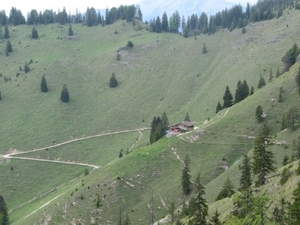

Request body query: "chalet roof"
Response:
[181, 121, 194, 127]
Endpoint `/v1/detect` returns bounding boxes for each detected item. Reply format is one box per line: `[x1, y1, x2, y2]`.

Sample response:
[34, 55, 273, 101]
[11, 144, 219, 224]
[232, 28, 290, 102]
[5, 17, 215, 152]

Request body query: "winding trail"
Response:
[2, 127, 150, 168]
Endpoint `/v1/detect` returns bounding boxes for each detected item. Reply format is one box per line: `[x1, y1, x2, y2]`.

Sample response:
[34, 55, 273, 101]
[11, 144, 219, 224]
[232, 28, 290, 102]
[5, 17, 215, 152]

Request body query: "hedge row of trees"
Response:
[149, 0, 300, 36]
[0, 5, 141, 27]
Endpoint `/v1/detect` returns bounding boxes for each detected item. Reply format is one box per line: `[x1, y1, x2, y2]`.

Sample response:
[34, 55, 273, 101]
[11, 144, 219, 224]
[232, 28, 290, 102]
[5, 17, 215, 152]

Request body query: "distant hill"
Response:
[139, 0, 236, 21]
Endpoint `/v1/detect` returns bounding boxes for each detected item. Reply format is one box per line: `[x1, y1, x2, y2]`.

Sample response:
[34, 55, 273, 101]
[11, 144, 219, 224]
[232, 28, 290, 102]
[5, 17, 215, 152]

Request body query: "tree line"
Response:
[0, 5, 142, 27]
[148, 0, 300, 36]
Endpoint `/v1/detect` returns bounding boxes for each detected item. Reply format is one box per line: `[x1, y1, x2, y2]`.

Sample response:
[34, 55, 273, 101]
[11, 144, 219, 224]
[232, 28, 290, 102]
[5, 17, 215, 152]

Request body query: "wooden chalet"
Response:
[166, 121, 195, 138]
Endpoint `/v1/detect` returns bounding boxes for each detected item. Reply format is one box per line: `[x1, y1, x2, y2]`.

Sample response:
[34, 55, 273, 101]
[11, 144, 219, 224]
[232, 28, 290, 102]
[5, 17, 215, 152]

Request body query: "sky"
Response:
[1, 0, 258, 15]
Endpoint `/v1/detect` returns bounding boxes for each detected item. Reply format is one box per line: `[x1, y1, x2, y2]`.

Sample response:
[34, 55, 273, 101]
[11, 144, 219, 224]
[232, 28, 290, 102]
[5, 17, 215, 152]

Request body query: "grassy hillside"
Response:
[0, 7, 300, 224]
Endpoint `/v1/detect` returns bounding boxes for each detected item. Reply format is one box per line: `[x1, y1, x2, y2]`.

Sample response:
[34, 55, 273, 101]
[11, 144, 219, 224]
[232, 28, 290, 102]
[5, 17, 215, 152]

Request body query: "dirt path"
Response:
[168, 143, 184, 165]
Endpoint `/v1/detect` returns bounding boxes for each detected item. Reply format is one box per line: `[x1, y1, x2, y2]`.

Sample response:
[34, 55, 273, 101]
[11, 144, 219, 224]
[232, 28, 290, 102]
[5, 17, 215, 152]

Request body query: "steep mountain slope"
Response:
[0, 7, 300, 225]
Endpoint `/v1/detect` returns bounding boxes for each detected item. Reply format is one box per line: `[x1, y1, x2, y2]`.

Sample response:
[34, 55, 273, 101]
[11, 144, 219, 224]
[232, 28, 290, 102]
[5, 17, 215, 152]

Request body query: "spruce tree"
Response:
[281, 113, 287, 130]
[273, 198, 287, 225]
[252, 128, 276, 186]
[202, 43, 207, 54]
[296, 66, 300, 94]
[234, 80, 243, 103]
[6, 40, 12, 53]
[182, 155, 192, 196]
[250, 86, 254, 95]
[149, 116, 164, 144]
[268, 68, 273, 82]
[239, 154, 252, 191]
[60, 84, 70, 103]
[24, 62, 30, 73]
[68, 23, 73, 36]
[191, 173, 208, 225]
[242, 80, 249, 99]
[222, 85, 233, 108]
[31, 27, 38, 39]
[286, 106, 299, 130]
[184, 112, 190, 122]
[215, 101, 222, 114]
[161, 112, 169, 132]
[0, 195, 9, 225]
[4, 25, 9, 39]
[257, 74, 266, 89]
[276, 67, 281, 78]
[288, 182, 300, 224]
[40, 75, 48, 92]
[209, 209, 222, 225]
[215, 177, 235, 201]
[255, 105, 264, 122]
[109, 72, 118, 88]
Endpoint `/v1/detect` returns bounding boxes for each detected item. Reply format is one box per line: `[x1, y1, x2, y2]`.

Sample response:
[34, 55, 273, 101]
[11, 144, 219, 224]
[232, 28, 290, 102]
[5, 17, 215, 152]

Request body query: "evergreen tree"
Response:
[252, 128, 276, 186]
[184, 112, 190, 122]
[250, 86, 254, 95]
[202, 43, 207, 54]
[0, 195, 9, 225]
[278, 92, 283, 102]
[126, 41, 133, 48]
[60, 84, 70, 103]
[215, 101, 222, 114]
[257, 74, 266, 89]
[242, 80, 249, 99]
[288, 182, 300, 224]
[222, 85, 233, 108]
[109, 72, 118, 88]
[68, 23, 73, 36]
[40, 75, 48, 93]
[282, 43, 300, 73]
[276, 67, 281, 78]
[149, 116, 165, 144]
[282, 154, 289, 166]
[286, 106, 299, 130]
[161, 112, 169, 132]
[155, 16, 162, 33]
[273, 198, 287, 225]
[239, 154, 252, 192]
[296, 66, 300, 94]
[208, 209, 222, 225]
[215, 177, 235, 201]
[161, 12, 169, 32]
[123, 213, 131, 225]
[31, 27, 38, 39]
[234, 80, 243, 103]
[191, 173, 208, 225]
[24, 62, 30, 73]
[255, 105, 264, 122]
[281, 113, 287, 130]
[293, 136, 300, 160]
[6, 40, 12, 53]
[268, 68, 273, 82]
[4, 25, 9, 39]
[182, 155, 192, 196]
[242, 25, 246, 34]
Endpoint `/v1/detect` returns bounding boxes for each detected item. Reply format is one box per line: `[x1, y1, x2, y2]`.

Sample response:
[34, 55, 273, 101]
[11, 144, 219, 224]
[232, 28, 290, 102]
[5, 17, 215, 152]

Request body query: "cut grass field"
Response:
[0, 8, 300, 224]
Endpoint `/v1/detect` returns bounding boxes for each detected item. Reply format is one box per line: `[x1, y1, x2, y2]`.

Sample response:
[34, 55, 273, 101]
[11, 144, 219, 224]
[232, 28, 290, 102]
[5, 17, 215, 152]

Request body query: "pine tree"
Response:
[242, 25, 246, 34]
[109, 72, 118, 88]
[215, 177, 235, 201]
[6, 40, 12, 53]
[273, 198, 287, 225]
[250, 86, 254, 95]
[68, 23, 73, 36]
[24, 62, 30, 73]
[239, 154, 252, 192]
[182, 155, 192, 196]
[184, 112, 190, 122]
[208, 209, 222, 225]
[268, 68, 273, 82]
[257, 74, 266, 89]
[161, 112, 169, 132]
[202, 43, 207, 54]
[252, 128, 276, 186]
[223, 85, 233, 108]
[215, 101, 222, 114]
[281, 113, 287, 130]
[0, 195, 9, 225]
[255, 105, 264, 122]
[161, 12, 169, 32]
[123, 213, 131, 225]
[286, 106, 299, 130]
[276, 67, 281, 78]
[4, 25, 9, 39]
[191, 173, 208, 225]
[234, 80, 243, 103]
[31, 27, 38, 39]
[149, 116, 165, 144]
[296, 66, 300, 94]
[288, 182, 300, 224]
[40, 75, 48, 92]
[242, 80, 249, 99]
[60, 84, 70, 103]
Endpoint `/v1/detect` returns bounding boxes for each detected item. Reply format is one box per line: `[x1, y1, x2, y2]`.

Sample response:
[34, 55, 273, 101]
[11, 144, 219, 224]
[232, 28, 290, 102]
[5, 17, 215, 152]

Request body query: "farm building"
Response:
[166, 121, 195, 138]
